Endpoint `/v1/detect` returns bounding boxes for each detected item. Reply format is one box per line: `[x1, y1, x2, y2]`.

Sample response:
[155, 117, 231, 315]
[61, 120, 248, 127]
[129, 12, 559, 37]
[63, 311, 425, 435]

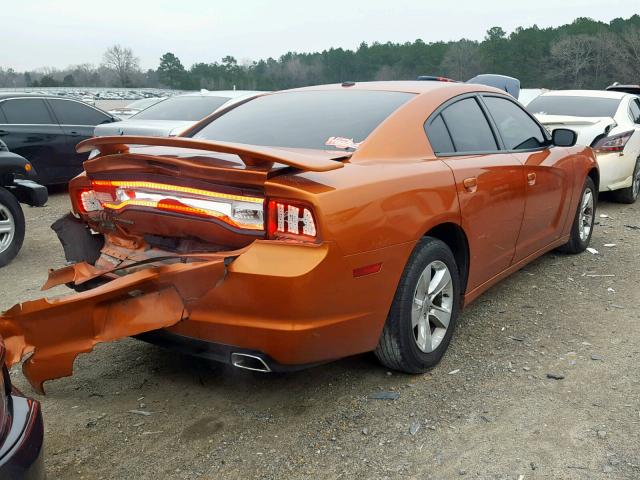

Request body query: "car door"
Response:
[0, 97, 67, 184]
[46, 98, 114, 180]
[425, 95, 526, 292]
[480, 94, 574, 262]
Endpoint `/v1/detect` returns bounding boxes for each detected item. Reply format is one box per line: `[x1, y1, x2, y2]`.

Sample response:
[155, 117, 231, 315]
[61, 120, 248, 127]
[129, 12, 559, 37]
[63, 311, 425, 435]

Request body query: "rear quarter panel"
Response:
[265, 159, 460, 255]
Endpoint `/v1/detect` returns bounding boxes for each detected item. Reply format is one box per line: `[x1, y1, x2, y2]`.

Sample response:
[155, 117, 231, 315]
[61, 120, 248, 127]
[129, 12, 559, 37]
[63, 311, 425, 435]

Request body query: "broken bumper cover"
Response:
[0, 257, 228, 393]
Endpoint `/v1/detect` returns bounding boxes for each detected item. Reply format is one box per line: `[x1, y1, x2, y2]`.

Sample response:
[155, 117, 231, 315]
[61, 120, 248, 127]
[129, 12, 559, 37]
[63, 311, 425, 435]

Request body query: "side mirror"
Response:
[552, 128, 577, 147]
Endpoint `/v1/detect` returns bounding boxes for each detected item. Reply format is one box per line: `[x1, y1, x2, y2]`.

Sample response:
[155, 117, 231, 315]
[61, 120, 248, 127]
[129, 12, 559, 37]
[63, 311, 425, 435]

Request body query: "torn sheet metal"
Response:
[0, 258, 227, 393]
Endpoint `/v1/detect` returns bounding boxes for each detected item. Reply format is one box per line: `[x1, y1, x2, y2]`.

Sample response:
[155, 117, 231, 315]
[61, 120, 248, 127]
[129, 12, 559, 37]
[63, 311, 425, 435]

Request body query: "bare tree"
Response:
[550, 35, 596, 88]
[615, 26, 640, 81]
[102, 45, 140, 87]
[439, 40, 482, 80]
[591, 31, 618, 87]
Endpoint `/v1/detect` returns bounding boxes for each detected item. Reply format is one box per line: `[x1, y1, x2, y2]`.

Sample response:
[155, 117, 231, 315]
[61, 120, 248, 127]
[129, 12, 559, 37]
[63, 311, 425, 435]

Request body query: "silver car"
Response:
[95, 90, 264, 138]
[108, 97, 167, 120]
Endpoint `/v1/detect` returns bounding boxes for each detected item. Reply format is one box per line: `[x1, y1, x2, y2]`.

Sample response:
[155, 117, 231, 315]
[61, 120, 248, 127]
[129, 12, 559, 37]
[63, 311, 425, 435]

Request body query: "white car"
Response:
[518, 88, 548, 106]
[95, 90, 264, 138]
[528, 90, 640, 203]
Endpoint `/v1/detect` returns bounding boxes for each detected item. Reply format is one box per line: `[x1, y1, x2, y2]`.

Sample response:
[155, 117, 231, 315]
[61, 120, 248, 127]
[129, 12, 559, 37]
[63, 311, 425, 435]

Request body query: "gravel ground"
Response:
[1, 190, 639, 480]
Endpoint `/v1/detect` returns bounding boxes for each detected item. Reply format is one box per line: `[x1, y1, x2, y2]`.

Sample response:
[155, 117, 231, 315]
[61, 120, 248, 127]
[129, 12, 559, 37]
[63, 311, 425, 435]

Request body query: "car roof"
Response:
[0, 92, 63, 100]
[285, 80, 505, 96]
[179, 90, 264, 98]
[538, 89, 628, 100]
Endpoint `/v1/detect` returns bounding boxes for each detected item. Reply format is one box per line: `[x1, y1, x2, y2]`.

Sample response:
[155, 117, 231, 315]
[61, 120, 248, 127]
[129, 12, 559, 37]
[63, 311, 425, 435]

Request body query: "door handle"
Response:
[0, 129, 8, 136]
[463, 177, 478, 193]
[69, 131, 80, 136]
[527, 172, 536, 186]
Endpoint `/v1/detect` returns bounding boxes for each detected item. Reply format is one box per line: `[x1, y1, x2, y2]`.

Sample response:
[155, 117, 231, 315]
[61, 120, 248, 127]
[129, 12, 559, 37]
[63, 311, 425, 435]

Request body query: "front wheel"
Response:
[558, 176, 596, 254]
[0, 187, 25, 267]
[375, 237, 461, 373]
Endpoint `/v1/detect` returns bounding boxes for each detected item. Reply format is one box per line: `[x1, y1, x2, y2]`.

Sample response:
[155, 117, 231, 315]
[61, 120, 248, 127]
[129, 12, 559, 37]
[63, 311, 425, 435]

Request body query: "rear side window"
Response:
[440, 98, 497, 153]
[0, 98, 56, 124]
[425, 114, 454, 154]
[48, 99, 110, 125]
[483, 96, 546, 150]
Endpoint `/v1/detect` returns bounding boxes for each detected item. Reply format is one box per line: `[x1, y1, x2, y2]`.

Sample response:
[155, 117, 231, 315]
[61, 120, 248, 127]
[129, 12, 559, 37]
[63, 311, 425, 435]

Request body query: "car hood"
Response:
[534, 114, 617, 146]
[94, 120, 196, 138]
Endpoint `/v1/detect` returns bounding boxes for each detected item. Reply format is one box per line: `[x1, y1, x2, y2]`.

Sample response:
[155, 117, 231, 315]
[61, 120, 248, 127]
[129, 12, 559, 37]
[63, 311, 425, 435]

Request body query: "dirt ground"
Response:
[1, 190, 639, 480]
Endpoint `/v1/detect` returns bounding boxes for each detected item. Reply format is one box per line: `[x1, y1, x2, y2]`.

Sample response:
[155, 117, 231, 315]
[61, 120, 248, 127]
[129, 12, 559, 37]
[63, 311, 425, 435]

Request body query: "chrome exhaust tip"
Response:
[231, 353, 271, 373]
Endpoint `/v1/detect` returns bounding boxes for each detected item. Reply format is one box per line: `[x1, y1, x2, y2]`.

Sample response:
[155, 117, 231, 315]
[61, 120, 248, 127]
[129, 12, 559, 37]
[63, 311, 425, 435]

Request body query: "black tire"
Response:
[375, 237, 461, 373]
[611, 156, 640, 204]
[0, 187, 25, 267]
[558, 176, 596, 254]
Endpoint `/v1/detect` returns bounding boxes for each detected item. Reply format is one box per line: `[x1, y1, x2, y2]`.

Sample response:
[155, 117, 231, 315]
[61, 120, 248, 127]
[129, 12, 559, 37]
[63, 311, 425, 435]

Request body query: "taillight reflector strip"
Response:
[76, 179, 265, 231]
[91, 180, 262, 204]
[101, 198, 262, 229]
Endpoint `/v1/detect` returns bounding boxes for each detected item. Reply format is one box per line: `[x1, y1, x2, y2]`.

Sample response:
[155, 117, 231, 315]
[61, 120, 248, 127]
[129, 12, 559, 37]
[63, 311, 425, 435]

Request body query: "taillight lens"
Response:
[592, 130, 634, 153]
[267, 199, 318, 242]
[76, 180, 265, 231]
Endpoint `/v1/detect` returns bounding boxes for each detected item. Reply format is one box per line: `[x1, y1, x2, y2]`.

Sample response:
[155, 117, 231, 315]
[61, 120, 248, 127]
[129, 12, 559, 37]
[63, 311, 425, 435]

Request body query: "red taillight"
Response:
[592, 130, 634, 153]
[73, 180, 265, 231]
[267, 199, 318, 242]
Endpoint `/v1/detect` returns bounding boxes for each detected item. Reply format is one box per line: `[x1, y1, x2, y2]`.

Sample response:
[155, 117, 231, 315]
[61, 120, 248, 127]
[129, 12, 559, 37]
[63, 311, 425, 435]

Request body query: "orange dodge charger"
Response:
[0, 81, 598, 392]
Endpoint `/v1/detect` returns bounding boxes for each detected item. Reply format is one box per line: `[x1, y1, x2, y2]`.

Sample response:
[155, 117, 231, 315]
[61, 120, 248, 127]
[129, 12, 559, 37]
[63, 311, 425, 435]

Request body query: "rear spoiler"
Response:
[77, 136, 348, 173]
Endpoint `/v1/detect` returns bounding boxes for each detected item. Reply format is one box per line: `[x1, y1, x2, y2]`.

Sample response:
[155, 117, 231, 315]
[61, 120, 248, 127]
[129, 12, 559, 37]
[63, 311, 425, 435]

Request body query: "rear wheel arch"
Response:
[423, 222, 469, 295]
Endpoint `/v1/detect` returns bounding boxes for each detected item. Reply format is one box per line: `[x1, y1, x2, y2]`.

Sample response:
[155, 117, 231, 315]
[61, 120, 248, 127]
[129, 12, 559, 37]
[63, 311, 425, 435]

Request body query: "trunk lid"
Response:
[94, 119, 196, 137]
[73, 136, 348, 249]
[534, 114, 617, 146]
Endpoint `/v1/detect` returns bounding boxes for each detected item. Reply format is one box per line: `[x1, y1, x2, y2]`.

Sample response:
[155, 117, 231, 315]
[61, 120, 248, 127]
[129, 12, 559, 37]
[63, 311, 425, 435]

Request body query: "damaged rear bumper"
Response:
[0, 256, 228, 393]
[1, 218, 413, 392]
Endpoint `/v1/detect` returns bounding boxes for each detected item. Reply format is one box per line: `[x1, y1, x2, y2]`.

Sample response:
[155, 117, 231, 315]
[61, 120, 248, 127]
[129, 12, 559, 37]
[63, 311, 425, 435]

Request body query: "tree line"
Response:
[1, 15, 639, 91]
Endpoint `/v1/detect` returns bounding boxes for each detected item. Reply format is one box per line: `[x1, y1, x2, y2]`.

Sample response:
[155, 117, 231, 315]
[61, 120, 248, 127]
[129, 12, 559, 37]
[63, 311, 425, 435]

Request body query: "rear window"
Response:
[126, 97, 165, 110]
[192, 90, 415, 150]
[132, 96, 230, 121]
[527, 95, 621, 118]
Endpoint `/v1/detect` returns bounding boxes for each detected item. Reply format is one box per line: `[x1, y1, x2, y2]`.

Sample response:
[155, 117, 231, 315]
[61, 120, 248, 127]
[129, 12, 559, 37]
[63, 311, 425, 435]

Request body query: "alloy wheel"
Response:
[578, 186, 594, 242]
[0, 203, 15, 254]
[411, 260, 453, 353]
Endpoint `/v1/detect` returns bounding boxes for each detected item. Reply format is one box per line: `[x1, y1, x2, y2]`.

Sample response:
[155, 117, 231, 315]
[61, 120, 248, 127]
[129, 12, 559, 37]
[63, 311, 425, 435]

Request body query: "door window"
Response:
[483, 96, 546, 150]
[48, 99, 110, 126]
[439, 98, 497, 153]
[0, 98, 56, 124]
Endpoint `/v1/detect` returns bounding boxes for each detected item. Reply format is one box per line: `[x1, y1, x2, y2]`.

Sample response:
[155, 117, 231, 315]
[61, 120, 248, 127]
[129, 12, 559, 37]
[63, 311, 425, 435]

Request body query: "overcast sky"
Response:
[2, 0, 637, 71]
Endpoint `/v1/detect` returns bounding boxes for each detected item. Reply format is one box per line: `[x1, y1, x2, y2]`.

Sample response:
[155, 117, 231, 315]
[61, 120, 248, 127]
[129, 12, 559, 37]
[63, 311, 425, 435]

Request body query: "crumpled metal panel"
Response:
[0, 258, 227, 393]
